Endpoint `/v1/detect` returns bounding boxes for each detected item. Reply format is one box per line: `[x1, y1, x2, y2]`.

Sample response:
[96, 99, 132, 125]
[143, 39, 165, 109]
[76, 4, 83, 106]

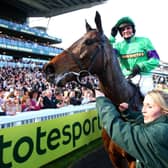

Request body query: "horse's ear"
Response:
[85, 19, 93, 32]
[95, 11, 103, 33]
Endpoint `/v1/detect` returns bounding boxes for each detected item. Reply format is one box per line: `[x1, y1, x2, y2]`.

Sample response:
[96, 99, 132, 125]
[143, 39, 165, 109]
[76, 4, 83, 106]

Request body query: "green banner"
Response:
[0, 109, 101, 168]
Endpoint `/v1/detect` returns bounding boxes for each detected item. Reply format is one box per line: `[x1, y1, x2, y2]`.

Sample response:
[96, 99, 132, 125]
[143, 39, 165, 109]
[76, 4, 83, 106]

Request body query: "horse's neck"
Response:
[98, 52, 134, 104]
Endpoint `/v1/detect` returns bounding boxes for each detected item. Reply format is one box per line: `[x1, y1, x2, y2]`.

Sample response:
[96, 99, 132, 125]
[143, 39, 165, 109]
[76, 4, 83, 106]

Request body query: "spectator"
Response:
[54, 89, 67, 108]
[21, 92, 40, 112]
[42, 89, 57, 109]
[29, 90, 43, 109]
[81, 89, 96, 104]
[69, 88, 82, 105]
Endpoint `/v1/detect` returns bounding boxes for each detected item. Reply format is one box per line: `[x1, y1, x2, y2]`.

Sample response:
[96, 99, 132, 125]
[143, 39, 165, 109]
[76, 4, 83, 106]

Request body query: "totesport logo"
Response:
[0, 110, 101, 168]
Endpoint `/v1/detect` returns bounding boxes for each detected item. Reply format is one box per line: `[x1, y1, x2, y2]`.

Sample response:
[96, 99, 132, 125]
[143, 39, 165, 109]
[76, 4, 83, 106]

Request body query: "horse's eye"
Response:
[85, 39, 94, 45]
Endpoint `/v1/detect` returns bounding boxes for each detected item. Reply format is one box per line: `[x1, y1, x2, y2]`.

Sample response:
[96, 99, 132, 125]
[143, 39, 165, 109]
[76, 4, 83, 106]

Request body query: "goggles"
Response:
[119, 25, 133, 33]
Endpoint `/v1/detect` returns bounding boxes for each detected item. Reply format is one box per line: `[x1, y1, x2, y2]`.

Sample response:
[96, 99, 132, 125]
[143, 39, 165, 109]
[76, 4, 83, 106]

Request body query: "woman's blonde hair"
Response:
[147, 89, 168, 115]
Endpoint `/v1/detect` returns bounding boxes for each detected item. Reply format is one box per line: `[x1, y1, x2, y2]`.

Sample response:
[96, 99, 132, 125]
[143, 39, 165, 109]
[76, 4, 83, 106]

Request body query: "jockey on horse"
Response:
[109, 16, 160, 96]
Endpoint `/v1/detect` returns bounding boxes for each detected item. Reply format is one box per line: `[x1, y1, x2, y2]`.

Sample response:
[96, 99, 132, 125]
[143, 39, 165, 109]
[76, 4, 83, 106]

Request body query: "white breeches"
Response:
[130, 75, 154, 96]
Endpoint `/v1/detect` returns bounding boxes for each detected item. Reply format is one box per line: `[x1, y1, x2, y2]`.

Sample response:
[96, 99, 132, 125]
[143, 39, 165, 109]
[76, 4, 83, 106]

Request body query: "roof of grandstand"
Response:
[1, 0, 107, 17]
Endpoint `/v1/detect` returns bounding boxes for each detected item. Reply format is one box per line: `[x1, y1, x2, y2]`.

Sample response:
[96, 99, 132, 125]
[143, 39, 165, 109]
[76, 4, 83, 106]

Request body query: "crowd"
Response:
[0, 57, 168, 116]
[153, 73, 168, 91]
[0, 58, 97, 115]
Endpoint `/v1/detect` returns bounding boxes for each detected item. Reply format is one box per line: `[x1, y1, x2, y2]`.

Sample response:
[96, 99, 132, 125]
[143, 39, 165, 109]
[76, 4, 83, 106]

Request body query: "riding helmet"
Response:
[116, 16, 136, 34]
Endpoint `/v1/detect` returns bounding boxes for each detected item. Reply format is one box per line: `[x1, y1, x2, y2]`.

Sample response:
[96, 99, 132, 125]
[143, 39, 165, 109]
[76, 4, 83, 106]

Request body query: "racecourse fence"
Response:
[152, 70, 168, 87]
[0, 103, 96, 129]
[0, 102, 101, 168]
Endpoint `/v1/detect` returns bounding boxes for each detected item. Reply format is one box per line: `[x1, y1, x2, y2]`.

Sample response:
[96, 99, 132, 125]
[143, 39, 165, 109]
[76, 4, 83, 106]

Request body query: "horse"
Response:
[43, 11, 143, 168]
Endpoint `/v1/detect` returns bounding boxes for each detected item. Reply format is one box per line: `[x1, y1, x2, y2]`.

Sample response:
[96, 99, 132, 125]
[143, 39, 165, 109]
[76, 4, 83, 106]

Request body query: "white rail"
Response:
[0, 103, 96, 129]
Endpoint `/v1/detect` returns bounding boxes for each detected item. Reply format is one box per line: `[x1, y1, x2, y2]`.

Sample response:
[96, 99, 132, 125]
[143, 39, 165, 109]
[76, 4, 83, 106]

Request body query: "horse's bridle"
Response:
[63, 34, 106, 93]
[65, 34, 105, 77]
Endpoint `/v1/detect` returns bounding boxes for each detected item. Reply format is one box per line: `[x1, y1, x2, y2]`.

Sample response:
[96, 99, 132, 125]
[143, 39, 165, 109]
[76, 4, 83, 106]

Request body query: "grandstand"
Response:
[0, 14, 63, 60]
[0, 0, 107, 61]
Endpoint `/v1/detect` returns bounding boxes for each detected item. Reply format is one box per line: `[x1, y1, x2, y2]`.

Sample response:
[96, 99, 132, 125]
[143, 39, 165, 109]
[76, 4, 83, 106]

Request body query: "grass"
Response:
[41, 138, 103, 168]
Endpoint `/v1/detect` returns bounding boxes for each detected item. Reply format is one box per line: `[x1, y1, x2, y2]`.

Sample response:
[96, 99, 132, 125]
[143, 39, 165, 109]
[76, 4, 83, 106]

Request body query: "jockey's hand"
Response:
[119, 103, 129, 112]
[132, 65, 141, 77]
[111, 26, 118, 37]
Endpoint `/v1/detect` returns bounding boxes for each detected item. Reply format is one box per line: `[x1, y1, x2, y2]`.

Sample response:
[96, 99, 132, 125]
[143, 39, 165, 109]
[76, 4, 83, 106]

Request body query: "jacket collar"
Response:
[124, 36, 136, 43]
[145, 115, 168, 126]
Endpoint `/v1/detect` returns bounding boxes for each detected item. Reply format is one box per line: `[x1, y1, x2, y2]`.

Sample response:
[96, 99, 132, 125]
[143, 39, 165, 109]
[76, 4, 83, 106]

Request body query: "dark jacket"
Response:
[96, 96, 168, 168]
[42, 96, 57, 108]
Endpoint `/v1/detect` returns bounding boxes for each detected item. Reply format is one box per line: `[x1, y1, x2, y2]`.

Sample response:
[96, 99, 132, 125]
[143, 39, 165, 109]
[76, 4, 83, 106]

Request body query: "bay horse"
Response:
[44, 11, 143, 168]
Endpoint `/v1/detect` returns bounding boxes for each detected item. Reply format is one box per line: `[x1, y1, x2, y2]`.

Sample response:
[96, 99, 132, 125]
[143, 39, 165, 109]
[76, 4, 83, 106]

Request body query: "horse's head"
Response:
[43, 11, 110, 86]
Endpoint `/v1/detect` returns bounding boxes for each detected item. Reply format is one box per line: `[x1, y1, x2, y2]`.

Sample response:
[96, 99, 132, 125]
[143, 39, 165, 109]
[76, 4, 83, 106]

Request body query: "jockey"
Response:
[109, 16, 160, 96]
